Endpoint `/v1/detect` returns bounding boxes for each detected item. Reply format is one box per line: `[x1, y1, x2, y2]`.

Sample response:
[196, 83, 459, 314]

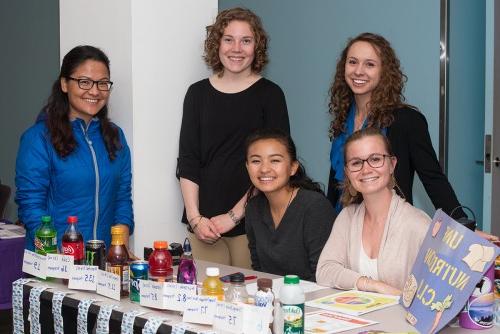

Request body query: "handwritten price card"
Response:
[96, 269, 121, 300]
[213, 302, 244, 333]
[46, 253, 73, 279]
[139, 280, 164, 309]
[182, 295, 217, 325]
[68, 265, 98, 291]
[242, 304, 272, 334]
[22, 250, 47, 279]
[163, 282, 197, 311]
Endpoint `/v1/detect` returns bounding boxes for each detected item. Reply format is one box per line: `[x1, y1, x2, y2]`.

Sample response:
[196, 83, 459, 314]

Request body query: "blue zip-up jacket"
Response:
[15, 117, 134, 251]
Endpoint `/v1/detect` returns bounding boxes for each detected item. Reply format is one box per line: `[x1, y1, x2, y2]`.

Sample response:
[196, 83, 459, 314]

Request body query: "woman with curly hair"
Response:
[177, 7, 289, 268]
[16, 45, 134, 252]
[327, 32, 465, 218]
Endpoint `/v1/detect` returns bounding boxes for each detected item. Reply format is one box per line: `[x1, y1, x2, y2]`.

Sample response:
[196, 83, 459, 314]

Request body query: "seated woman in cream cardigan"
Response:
[316, 128, 431, 295]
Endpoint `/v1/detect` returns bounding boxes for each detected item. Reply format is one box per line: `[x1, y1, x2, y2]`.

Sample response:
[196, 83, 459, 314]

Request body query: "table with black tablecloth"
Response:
[17, 260, 500, 333]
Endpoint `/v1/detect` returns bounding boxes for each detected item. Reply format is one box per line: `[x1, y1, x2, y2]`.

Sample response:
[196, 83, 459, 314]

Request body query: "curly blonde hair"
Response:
[204, 7, 268, 76]
[328, 33, 413, 138]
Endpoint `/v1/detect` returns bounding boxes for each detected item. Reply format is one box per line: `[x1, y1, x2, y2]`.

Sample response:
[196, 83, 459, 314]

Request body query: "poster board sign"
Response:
[401, 209, 500, 333]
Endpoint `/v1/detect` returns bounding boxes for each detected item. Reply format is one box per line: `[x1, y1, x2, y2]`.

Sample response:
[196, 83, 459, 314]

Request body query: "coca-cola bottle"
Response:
[62, 216, 84, 265]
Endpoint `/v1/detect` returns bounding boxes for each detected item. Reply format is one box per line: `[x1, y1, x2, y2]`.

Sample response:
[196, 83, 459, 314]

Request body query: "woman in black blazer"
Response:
[326, 32, 465, 218]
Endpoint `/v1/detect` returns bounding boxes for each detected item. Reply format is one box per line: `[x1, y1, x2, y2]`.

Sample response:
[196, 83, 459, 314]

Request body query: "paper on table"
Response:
[305, 310, 378, 333]
[0, 224, 25, 238]
[246, 277, 327, 297]
[305, 290, 400, 316]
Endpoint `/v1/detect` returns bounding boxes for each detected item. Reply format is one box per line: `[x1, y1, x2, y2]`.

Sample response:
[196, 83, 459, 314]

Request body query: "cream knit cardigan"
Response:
[316, 191, 431, 290]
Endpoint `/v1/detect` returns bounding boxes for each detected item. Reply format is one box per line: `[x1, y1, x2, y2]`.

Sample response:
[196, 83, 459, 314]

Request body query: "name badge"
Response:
[46, 254, 73, 279]
[68, 265, 98, 291]
[182, 295, 217, 325]
[96, 269, 121, 300]
[139, 280, 164, 309]
[163, 282, 197, 311]
[213, 301, 244, 333]
[22, 250, 47, 279]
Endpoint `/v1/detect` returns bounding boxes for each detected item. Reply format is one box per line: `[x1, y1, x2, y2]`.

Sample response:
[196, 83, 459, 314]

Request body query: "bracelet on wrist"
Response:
[188, 214, 202, 225]
[189, 215, 204, 231]
[227, 209, 241, 225]
[363, 277, 370, 291]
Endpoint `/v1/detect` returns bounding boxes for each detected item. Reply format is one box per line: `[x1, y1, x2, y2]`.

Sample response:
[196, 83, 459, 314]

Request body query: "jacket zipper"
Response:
[80, 121, 100, 239]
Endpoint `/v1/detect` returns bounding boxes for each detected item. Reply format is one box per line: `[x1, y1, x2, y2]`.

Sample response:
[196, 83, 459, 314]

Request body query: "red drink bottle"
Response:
[149, 241, 173, 282]
[62, 216, 84, 265]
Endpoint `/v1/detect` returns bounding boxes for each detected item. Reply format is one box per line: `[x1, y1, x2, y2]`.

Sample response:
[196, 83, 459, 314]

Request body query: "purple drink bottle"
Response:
[177, 238, 197, 284]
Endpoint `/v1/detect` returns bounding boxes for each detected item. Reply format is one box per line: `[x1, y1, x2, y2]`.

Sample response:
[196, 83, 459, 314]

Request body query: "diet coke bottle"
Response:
[62, 216, 84, 265]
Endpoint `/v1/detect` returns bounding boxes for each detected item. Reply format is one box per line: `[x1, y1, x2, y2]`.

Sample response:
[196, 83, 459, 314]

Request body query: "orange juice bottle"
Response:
[202, 267, 224, 301]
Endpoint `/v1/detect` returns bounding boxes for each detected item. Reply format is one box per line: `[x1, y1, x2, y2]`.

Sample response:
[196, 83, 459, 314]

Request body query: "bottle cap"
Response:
[67, 216, 78, 224]
[206, 267, 220, 277]
[183, 238, 192, 253]
[41, 215, 51, 223]
[230, 272, 245, 283]
[153, 241, 168, 249]
[110, 226, 125, 235]
[257, 278, 273, 289]
[284, 275, 300, 284]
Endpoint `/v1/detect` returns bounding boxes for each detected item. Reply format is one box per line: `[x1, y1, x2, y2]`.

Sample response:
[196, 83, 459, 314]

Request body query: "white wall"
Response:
[130, 1, 217, 255]
[59, 1, 134, 141]
[60, 0, 217, 255]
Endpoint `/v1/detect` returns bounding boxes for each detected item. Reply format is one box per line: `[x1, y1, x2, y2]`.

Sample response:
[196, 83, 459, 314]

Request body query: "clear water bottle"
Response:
[225, 272, 248, 303]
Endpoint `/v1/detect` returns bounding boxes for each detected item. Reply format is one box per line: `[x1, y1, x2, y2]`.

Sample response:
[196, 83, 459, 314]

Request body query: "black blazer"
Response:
[327, 107, 465, 218]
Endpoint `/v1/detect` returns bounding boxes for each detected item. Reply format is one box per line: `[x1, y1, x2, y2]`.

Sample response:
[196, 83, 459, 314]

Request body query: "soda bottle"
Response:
[34, 215, 57, 255]
[62, 216, 84, 265]
[177, 238, 196, 284]
[202, 267, 224, 301]
[106, 226, 130, 296]
[148, 241, 173, 282]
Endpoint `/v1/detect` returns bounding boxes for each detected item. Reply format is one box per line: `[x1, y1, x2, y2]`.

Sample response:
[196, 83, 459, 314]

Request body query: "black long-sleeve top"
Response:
[327, 106, 465, 218]
[177, 78, 290, 236]
[245, 189, 336, 281]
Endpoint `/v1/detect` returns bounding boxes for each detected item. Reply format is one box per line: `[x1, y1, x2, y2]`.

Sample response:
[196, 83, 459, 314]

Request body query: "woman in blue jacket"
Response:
[15, 45, 134, 251]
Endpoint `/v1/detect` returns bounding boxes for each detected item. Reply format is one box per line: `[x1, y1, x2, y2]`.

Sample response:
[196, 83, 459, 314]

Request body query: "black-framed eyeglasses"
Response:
[67, 77, 113, 91]
[345, 153, 393, 172]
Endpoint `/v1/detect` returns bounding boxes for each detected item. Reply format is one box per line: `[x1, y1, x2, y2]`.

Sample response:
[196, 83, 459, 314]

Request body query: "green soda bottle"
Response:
[34, 215, 58, 255]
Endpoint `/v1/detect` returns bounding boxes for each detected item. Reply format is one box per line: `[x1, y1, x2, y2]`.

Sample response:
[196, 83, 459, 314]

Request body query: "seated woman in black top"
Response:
[245, 129, 335, 281]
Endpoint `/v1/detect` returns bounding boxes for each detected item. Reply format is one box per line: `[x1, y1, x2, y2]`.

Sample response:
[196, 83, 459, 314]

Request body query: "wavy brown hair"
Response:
[43, 45, 121, 160]
[204, 7, 268, 75]
[328, 33, 414, 138]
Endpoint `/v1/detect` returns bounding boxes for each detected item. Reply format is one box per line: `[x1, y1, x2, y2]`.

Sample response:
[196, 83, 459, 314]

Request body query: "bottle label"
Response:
[106, 264, 130, 292]
[35, 236, 57, 254]
[62, 242, 84, 260]
[282, 303, 304, 334]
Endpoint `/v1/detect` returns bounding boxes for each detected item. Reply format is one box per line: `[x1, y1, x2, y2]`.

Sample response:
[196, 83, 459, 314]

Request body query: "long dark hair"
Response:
[43, 45, 121, 160]
[245, 128, 323, 200]
[328, 33, 415, 139]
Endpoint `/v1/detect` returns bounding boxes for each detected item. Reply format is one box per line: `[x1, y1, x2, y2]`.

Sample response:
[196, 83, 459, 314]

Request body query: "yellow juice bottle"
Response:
[202, 267, 224, 301]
